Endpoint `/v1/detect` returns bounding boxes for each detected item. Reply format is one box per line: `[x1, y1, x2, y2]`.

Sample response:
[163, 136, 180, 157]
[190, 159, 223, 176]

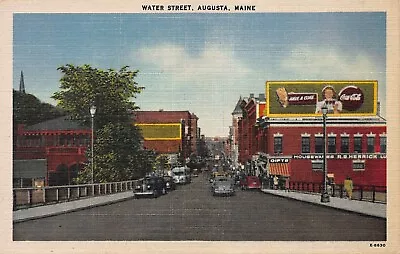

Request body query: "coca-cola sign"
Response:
[338, 86, 364, 111]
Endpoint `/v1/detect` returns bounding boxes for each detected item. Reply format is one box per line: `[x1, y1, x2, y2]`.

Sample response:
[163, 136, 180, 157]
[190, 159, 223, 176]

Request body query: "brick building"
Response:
[236, 81, 387, 187]
[133, 110, 200, 161]
[14, 116, 91, 186]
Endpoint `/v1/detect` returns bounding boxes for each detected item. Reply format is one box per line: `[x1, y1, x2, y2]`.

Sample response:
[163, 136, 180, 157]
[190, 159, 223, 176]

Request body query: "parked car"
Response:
[240, 175, 261, 190]
[211, 176, 235, 196]
[163, 175, 176, 191]
[134, 176, 167, 198]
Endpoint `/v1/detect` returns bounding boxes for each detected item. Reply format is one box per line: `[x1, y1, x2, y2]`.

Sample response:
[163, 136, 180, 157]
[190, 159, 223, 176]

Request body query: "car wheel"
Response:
[153, 190, 159, 198]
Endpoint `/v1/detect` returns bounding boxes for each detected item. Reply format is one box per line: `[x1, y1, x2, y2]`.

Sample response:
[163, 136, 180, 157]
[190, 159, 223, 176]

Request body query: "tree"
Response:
[13, 90, 65, 126]
[53, 64, 152, 183]
[74, 123, 155, 183]
[13, 90, 65, 147]
[52, 64, 144, 128]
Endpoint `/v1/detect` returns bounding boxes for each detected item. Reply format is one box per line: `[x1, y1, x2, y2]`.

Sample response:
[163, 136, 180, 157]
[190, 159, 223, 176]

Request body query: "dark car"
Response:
[240, 175, 262, 190]
[134, 176, 167, 198]
[163, 175, 176, 191]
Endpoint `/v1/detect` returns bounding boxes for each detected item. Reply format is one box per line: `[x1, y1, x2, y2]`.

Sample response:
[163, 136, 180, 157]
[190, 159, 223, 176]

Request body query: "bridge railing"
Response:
[288, 181, 386, 204]
[13, 179, 144, 210]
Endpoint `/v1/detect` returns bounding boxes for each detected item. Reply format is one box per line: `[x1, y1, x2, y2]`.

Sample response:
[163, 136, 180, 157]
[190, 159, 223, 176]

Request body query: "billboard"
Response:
[265, 81, 378, 117]
[136, 123, 181, 140]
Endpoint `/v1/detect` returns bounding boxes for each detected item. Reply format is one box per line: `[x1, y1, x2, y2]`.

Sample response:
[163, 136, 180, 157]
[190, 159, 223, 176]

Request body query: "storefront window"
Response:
[311, 160, 323, 171]
[341, 136, 349, 153]
[274, 136, 282, 154]
[301, 137, 310, 153]
[353, 160, 365, 171]
[354, 136, 362, 153]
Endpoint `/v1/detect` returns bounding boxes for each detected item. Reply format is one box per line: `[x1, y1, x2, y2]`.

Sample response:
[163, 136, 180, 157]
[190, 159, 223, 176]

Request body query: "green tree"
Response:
[74, 123, 156, 183]
[52, 64, 152, 183]
[13, 90, 65, 126]
[154, 154, 171, 175]
[52, 64, 144, 128]
[13, 90, 65, 147]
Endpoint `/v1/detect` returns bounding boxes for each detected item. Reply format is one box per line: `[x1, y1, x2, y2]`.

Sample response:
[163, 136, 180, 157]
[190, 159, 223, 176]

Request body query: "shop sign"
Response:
[268, 158, 290, 163]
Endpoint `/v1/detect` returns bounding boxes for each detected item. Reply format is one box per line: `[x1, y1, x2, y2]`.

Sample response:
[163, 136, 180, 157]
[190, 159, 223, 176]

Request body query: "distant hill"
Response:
[13, 89, 65, 127]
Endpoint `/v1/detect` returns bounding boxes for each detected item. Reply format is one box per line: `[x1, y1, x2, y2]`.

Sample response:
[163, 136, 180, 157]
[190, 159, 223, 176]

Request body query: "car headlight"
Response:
[166, 182, 170, 187]
[147, 185, 151, 189]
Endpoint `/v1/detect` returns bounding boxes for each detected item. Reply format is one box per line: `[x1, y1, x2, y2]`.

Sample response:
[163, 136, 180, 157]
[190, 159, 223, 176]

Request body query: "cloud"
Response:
[279, 44, 380, 80]
[133, 43, 254, 136]
[136, 43, 252, 86]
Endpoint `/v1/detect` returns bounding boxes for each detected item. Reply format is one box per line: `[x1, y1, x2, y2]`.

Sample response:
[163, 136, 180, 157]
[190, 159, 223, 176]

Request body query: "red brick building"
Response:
[14, 116, 91, 186]
[236, 81, 387, 187]
[133, 110, 199, 160]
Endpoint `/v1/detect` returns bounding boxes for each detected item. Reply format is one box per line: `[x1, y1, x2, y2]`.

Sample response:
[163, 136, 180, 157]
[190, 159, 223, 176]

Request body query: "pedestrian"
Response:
[285, 177, 290, 192]
[344, 176, 353, 199]
[273, 175, 278, 190]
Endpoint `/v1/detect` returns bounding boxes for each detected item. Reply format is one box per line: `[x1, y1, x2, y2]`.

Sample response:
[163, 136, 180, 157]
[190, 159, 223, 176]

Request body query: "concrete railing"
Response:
[13, 179, 144, 210]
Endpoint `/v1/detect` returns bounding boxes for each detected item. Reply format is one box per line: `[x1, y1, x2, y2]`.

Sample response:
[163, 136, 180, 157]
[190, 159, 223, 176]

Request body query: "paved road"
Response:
[13, 173, 386, 241]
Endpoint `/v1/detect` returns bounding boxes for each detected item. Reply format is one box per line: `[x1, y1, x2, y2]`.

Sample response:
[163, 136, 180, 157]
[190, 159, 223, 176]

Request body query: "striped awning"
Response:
[269, 163, 290, 177]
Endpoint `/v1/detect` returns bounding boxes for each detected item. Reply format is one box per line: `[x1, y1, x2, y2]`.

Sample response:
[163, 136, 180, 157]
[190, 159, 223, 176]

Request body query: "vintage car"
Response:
[163, 175, 176, 191]
[211, 176, 235, 196]
[134, 176, 167, 198]
[240, 175, 262, 190]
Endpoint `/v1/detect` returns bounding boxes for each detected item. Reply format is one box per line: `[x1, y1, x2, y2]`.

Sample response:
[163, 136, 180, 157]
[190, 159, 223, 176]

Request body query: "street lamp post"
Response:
[321, 104, 330, 203]
[90, 105, 96, 186]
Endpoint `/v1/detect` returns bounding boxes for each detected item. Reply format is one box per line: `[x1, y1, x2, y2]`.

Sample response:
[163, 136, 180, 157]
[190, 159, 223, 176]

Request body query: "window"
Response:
[328, 136, 336, 153]
[380, 136, 387, 153]
[311, 160, 323, 171]
[315, 136, 323, 153]
[341, 137, 349, 153]
[353, 160, 365, 171]
[274, 136, 282, 154]
[354, 136, 362, 153]
[367, 136, 375, 153]
[301, 137, 310, 153]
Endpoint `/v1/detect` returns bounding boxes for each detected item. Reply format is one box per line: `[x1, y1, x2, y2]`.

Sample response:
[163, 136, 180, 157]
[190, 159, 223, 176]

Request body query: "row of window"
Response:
[17, 134, 91, 148]
[311, 160, 366, 171]
[274, 134, 386, 154]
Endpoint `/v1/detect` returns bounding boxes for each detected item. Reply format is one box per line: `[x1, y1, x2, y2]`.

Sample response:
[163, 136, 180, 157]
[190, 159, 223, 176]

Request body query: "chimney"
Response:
[258, 93, 265, 102]
[250, 93, 254, 98]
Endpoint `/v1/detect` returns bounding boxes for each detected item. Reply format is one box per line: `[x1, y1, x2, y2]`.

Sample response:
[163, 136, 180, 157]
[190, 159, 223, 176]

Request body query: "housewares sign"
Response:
[292, 153, 386, 160]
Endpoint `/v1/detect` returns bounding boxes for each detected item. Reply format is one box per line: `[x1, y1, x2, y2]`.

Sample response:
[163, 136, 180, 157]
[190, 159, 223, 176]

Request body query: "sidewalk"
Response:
[261, 189, 386, 219]
[13, 191, 136, 223]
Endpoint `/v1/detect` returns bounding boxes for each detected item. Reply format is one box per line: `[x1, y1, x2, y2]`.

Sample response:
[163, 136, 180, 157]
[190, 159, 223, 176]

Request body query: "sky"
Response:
[13, 12, 386, 137]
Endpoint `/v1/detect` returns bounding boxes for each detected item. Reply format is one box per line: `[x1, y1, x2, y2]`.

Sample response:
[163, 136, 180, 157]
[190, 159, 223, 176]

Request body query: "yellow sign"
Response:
[136, 123, 181, 140]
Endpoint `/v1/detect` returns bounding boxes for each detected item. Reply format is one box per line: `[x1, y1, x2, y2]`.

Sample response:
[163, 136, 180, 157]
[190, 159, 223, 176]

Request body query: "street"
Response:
[13, 173, 386, 241]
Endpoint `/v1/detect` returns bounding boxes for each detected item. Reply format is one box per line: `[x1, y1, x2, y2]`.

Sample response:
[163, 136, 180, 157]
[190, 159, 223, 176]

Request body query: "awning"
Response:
[269, 163, 290, 177]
